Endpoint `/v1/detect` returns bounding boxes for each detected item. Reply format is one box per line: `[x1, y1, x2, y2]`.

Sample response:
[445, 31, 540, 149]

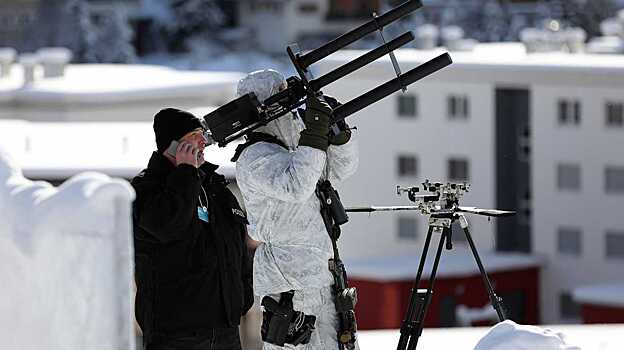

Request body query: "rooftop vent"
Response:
[18, 53, 39, 87]
[586, 11, 624, 54]
[0, 47, 17, 78]
[414, 24, 439, 50]
[441, 26, 477, 52]
[520, 19, 587, 54]
[36, 47, 72, 78]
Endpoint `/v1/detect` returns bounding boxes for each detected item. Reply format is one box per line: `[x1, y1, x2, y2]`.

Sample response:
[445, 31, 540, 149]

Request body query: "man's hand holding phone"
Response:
[173, 141, 201, 168]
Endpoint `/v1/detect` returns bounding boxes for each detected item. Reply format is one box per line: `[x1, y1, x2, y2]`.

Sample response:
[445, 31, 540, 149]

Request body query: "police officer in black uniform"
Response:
[132, 108, 253, 350]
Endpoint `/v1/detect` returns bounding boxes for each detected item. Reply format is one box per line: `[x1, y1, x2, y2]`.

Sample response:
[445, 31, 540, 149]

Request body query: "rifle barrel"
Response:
[332, 53, 452, 122]
[310, 31, 415, 91]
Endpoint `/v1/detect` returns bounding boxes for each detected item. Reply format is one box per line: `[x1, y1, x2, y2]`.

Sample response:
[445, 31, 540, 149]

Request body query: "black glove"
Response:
[329, 119, 352, 145]
[299, 94, 332, 151]
[321, 95, 352, 146]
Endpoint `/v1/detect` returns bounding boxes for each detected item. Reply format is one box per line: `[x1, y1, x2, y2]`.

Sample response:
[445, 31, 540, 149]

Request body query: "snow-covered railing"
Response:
[0, 149, 136, 350]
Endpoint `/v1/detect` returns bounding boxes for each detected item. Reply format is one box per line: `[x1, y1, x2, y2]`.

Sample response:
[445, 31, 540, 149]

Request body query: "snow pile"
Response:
[0, 149, 136, 350]
[475, 320, 580, 350]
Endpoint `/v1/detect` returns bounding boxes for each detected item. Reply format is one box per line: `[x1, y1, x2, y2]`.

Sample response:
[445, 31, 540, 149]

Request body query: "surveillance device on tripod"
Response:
[201, 0, 453, 147]
[346, 180, 515, 350]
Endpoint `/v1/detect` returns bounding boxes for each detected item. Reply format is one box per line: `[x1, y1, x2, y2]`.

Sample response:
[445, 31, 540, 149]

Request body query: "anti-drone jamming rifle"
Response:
[202, 0, 452, 147]
[347, 180, 515, 350]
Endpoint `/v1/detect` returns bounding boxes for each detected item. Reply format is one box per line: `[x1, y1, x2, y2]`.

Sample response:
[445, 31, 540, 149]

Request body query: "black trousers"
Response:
[146, 327, 242, 350]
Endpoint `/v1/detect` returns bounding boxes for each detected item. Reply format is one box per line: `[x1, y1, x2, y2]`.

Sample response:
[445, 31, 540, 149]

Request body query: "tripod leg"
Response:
[406, 227, 448, 350]
[458, 214, 507, 322]
[397, 225, 434, 350]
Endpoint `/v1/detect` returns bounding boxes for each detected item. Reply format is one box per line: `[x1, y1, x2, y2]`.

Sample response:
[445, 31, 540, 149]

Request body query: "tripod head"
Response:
[396, 180, 470, 216]
[347, 180, 514, 217]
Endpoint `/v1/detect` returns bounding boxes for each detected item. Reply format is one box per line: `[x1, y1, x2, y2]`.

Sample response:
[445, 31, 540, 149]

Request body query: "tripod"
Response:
[346, 180, 514, 350]
[396, 211, 507, 350]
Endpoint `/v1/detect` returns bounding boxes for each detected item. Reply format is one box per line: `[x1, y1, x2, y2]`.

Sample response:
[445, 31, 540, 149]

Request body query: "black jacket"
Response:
[131, 152, 253, 339]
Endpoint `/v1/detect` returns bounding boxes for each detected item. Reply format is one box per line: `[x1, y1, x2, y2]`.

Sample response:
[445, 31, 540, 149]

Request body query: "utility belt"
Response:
[261, 291, 317, 347]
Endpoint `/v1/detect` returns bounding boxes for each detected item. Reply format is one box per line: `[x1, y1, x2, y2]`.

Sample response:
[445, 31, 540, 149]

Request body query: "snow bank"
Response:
[358, 323, 622, 350]
[0, 148, 136, 350]
[474, 320, 580, 350]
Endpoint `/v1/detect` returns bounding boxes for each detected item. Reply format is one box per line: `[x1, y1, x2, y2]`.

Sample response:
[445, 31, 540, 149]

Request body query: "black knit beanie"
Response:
[153, 108, 203, 152]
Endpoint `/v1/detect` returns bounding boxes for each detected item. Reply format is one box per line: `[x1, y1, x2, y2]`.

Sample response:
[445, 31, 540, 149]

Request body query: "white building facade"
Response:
[238, 0, 378, 53]
[315, 43, 624, 324]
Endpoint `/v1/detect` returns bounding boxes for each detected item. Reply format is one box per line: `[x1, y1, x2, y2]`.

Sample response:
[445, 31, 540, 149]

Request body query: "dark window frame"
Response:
[299, 3, 319, 13]
[606, 231, 624, 259]
[606, 101, 623, 127]
[557, 98, 582, 126]
[448, 157, 470, 181]
[605, 166, 624, 194]
[559, 292, 581, 319]
[448, 95, 470, 120]
[556, 163, 581, 191]
[557, 227, 582, 256]
[397, 94, 418, 118]
[397, 154, 418, 177]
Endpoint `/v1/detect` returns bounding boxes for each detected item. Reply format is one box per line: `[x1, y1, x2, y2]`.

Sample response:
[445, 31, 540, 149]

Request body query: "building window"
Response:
[299, 3, 319, 13]
[250, 1, 284, 13]
[606, 231, 624, 259]
[397, 94, 417, 117]
[606, 102, 624, 127]
[557, 99, 581, 126]
[557, 227, 582, 256]
[556, 163, 581, 191]
[448, 158, 469, 181]
[327, 0, 378, 19]
[398, 217, 418, 240]
[559, 292, 580, 319]
[605, 166, 624, 194]
[398, 155, 418, 177]
[448, 95, 469, 119]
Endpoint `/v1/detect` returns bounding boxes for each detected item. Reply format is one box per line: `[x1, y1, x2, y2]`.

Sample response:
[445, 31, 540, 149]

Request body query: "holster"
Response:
[261, 291, 317, 347]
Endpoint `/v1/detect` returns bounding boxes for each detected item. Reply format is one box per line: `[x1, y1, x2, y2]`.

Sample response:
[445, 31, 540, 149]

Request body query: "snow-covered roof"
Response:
[318, 42, 624, 86]
[0, 64, 243, 104]
[345, 246, 542, 281]
[572, 283, 624, 308]
[357, 323, 624, 350]
[0, 119, 239, 180]
[329, 42, 624, 71]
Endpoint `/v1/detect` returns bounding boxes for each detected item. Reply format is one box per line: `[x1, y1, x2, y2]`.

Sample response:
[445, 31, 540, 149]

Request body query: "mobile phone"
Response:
[165, 140, 180, 157]
[166, 140, 204, 162]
